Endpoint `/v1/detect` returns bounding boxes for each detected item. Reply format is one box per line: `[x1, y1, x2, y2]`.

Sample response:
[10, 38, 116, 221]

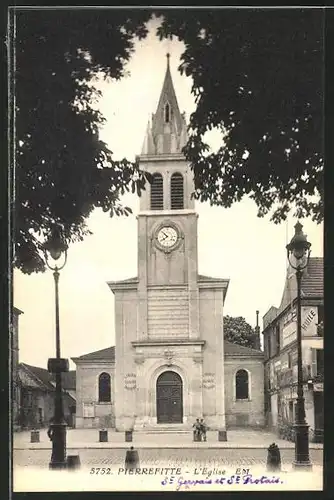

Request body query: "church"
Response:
[72, 55, 265, 433]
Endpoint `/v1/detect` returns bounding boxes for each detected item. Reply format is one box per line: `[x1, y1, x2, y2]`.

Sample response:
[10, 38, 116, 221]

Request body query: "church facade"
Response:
[72, 57, 265, 432]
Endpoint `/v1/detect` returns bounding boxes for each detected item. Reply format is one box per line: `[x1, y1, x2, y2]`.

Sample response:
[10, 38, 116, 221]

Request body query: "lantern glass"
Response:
[49, 247, 62, 261]
[44, 226, 67, 261]
[286, 221, 311, 270]
[293, 247, 306, 261]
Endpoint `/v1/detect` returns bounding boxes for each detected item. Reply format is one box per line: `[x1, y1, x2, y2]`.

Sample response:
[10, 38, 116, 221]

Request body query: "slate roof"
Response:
[19, 368, 45, 389]
[300, 257, 323, 297]
[19, 363, 76, 391]
[270, 256, 323, 321]
[73, 343, 262, 361]
[20, 363, 55, 391]
[224, 341, 263, 357]
[73, 346, 116, 362]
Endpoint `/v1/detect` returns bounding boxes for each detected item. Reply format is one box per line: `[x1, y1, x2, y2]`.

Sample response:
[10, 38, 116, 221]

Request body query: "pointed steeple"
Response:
[141, 54, 188, 156]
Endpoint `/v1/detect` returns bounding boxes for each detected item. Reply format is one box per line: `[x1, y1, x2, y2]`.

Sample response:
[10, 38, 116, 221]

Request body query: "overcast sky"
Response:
[14, 17, 323, 370]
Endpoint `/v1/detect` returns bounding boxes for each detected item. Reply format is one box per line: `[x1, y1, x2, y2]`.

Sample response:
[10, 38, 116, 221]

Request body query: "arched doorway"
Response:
[156, 371, 183, 424]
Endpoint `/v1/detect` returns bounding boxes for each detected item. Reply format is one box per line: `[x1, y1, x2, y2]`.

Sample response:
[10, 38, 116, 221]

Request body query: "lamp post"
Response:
[43, 225, 69, 470]
[286, 221, 312, 470]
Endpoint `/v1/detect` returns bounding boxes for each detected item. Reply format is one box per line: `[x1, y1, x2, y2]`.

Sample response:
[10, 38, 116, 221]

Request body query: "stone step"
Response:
[138, 429, 191, 434]
[134, 425, 192, 434]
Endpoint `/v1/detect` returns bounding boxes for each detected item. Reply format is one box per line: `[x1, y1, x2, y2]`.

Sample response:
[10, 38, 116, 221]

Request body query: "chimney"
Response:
[253, 310, 261, 350]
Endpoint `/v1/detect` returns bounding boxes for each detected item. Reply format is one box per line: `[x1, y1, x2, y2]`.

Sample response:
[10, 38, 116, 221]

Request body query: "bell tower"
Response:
[108, 55, 228, 432]
[136, 54, 199, 342]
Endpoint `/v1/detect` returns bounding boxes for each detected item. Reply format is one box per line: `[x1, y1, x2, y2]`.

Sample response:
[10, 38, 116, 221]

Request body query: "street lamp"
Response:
[43, 225, 69, 470]
[286, 221, 312, 470]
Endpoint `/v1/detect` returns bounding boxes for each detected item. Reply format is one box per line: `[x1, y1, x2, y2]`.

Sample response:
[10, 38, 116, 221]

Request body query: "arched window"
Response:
[235, 369, 249, 400]
[98, 372, 111, 403]
[165, 103, 170, 123]
[171, 173, 184, 209]
[150, 173, 164, 210]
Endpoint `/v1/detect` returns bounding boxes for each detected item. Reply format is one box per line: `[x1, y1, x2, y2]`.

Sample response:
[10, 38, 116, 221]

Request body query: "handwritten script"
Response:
[161, 474, 284, 490]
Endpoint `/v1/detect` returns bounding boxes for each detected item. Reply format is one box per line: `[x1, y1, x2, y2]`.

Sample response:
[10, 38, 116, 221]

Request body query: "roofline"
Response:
[71, 357, 115, 364]
[107, 280, 138, 292]
[107, 279, 230, 293]
[225, 351, 264, 358]
[13, 307, 24, 315]
[198, 279, 229, 291]
[19, 363, 54, 391]
[137, 154, 186, 162]
[262, 296, 323, 334]
[132, 339, 206, 347]
[138, 210, 197, 217]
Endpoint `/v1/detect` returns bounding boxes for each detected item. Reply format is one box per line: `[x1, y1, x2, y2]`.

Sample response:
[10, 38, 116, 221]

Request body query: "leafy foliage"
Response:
[15, 9, 324, 275]
[14, 9, 152, 273]
[223, 315, 258, 349]
[157, 9, 324, 223]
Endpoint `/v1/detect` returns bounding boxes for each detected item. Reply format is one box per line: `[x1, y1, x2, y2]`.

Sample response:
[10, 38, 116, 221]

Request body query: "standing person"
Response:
[192, 418, 201, 441]
[47, 417, 55, 460]
[200, 419, 207, 442]
[47, 418, 54, 441]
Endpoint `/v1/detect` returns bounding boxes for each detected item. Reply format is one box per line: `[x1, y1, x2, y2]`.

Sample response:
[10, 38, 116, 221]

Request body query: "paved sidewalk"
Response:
[13, 428, 323, 451]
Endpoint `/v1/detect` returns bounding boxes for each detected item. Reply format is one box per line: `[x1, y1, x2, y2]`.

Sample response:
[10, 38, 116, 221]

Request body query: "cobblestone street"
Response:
[14, 447, 323, 469]
[13, 428, 324, 450]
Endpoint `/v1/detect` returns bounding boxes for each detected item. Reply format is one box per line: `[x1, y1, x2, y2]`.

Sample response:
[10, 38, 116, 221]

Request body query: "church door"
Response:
[156, 371, 183, 424]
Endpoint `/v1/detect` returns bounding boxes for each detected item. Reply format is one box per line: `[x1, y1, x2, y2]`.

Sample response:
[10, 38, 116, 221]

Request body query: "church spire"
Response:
[141, 54, 188, 156]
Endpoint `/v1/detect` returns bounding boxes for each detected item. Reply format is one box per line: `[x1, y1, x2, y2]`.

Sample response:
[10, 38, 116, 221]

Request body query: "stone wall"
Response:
[199, 288, 226, 430]
[75, 362, 115, 429]
[224, 357, 265, 428]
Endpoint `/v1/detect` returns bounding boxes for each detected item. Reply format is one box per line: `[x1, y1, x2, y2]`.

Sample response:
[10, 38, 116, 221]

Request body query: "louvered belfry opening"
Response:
[150, 173, 164, 210]
[171, 172, 184, 209]
[165, 102, 170, 123]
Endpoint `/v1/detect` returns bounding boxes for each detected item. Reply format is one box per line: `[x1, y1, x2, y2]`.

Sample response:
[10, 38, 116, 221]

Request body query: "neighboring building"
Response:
[18, 363, 76, 429]
[73, 53, 265, 432]
[262, 257, 324, 442]
[73, 341, 264, 430]
[224, 342, 264, 428]
[12, 307, 24, 430]
[72, 347, 115, 429]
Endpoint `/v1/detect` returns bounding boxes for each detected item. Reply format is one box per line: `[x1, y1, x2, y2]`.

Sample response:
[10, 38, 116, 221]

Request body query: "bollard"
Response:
[266, 442, 282, 472]
[99, 429, 108, 442]
[30, 430, 40, 443]
[125, 446, 140, 470]
[218, 430, 227, 442]
[67, 455, 81, 470]
[125, 430, 133, 442]
[194, 432, 201, 442]
[313, 429, 323, 444]
[193, 431, 198, 442]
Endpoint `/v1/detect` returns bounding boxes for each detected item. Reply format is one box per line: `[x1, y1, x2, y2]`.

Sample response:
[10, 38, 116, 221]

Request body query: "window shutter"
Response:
[311, 348, 317, 378]
[170, 173, 184, 209]
[150, 174, 163, 210]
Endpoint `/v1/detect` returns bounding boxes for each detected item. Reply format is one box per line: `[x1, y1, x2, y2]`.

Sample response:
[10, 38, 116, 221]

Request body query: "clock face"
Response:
[157, 226, 178, 248]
